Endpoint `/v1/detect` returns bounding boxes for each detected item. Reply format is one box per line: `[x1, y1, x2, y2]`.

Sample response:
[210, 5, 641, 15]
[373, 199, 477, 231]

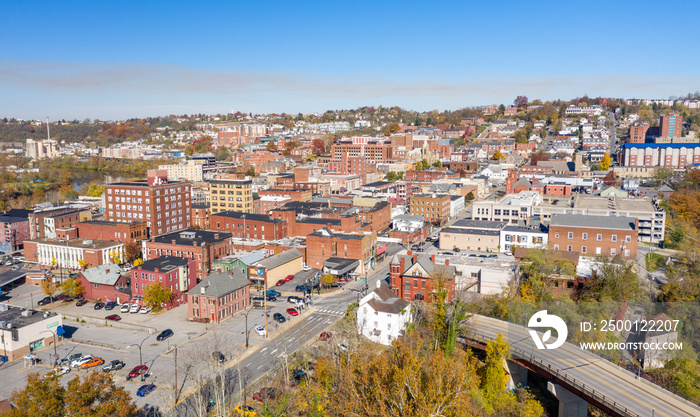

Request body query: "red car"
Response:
[275, 279, 286, 286]
[319, 331, 332, 341]
[253, 387, 277, 403]
[286, 308, 299, 316]
[337, 277, 348, 282]
[284, 274, 295, 282]
[127, 365, 148, 381]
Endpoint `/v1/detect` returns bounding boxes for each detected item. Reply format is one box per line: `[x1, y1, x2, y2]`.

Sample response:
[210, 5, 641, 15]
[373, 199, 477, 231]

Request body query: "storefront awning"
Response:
[376, 245, 387, 255]
[323, 258, 360, 276]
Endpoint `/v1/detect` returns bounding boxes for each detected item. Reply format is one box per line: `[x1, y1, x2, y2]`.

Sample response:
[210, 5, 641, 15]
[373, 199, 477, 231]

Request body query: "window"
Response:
[555, 234, 559, 238]
[568, 232, 573, 239]
[612, 235, 617, 242]
[582, 233, 587, 240]
[625, 235, 631, 242]
[596, 234, 602, 241]
[596, 247, 601, 255]
[611, 248, 616, 256]
[553, 244, 559, 250]
[567, 245, 572, 252]
[581, 246, 587, 253]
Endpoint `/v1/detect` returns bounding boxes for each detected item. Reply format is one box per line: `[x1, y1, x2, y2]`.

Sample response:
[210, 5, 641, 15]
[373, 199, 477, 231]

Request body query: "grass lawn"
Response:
[645, 252, 667, 271]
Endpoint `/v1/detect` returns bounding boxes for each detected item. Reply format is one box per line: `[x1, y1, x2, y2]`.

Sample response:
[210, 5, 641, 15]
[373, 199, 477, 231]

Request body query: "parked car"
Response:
[61, 353, 82, 365]
[71, 355, 94, 368]
[287, 296, 303, 303]
[120, 303, 131, 313]
[253, 387, 277, 403]
[104, 301, 116, 310]
[504, 250, 513, 256]
[254, 326, 266, 337]
[11, 264, 20, 270]
[127, 365, 148, 381]
[468, 254, 477, 257]
[286, 308, 299, 317]
[454, 248, 461, 252]
[105, 314, 121, 321]
[488, 254, 498, 259]
[81, 357, 105, 369]
[156, 329, 174, 341]
[37, 296, 53, 306]
[267, 289, 280, 297]
[411, 244, 421, 251]
[103, 360, 125, 372]
[273, 313, 286, 323]
[478, 254, 488, 258]
[55, 294, 72, 302]
[275, 279, 286, 286]
[139, 307, 151, 314]
[94, 302, 105, 310]
[266, 295, 277, 302]
[302, 265, 311, 271]
[338, 343, 349, 352]
[136, 384, 156, 397]
[233, 405, 257, 417]
[295, 284, 309, 292]
[75, 298, 87, 307]
[212, 351, 225, 364]
[319, 331, 332, 341]
[130, 304, 140, 314]
[284, 274, 295, 282]
[337, 277, 348, 282]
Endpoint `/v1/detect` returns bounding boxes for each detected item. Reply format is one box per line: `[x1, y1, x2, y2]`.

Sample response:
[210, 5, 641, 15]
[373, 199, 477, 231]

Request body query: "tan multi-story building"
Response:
[330, 144, 393, 164]
[409, 194, 451, 224]
[208, 175, 253, 214]
[158, 159, 205, 182]
[104, 170, 191, 237]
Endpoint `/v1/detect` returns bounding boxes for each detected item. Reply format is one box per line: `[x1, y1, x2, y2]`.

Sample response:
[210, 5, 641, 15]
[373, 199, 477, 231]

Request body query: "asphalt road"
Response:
[467, 315, 700, 417]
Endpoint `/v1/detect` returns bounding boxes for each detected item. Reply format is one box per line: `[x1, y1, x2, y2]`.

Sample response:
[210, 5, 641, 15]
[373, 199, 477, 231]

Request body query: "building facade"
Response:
[409, 194, 451, 224]
[208, 176, 253, 214]
[548, 214, 638, 258]
[186, 270, 251, 324]
[131, 256, 197, 307]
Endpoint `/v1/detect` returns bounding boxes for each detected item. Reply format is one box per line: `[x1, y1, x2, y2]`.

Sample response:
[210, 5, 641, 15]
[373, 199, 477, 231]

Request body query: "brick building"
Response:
[443, 161, 478, 173]
[210, 211, 287, 241]
[404, 168, 460, 182]
[330, 144, 393, 163]
[77, 220, 148, 243]
[629, 122, 650, 144]
[186, 269, 251, 324]
[25, 238, 125, 270]
[74, 264, 129, 303]
[389, 250, 456, 302]
[0, 209, 30, 254]
[142, 230, 233, 280]
[622, 143, 700, 168]
[659, 113, 682, 138]
[104, 170, 191, 237]
[409, 194, 451, 224]
[256, 196, 291, 214]
[548, 214, 638, 258]
[248, 248, 304, 289]
[355, 201, 391, 233]
[28, 207, 92, 240]
[191, 205, 210, 229]
[131, 256, 197, 307]
[305, 228, 377, 274]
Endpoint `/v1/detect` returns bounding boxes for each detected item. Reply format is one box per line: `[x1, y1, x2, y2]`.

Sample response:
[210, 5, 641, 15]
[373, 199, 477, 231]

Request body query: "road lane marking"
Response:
[260, 348, 267, 353]
[271, 349, 277, 355]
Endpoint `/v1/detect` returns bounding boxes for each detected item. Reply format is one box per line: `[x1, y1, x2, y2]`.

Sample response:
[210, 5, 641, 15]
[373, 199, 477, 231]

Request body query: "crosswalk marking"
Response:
[315, 309, 344, 316]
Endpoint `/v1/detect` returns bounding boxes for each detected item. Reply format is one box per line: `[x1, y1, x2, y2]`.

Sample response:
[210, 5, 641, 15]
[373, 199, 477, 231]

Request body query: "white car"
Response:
[120, 303, 131, 313]
[504, 250, 513, 256]
[139, 307, 152, 314]
[254, 326, 266, 337]
[302, 265, 311, 272]
[71, 355, 94, 368]
[130, 304, 140, 314]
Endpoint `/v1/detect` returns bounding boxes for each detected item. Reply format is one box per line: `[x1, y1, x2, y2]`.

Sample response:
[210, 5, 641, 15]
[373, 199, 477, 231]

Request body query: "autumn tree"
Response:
[600, 152, 612, 171]
[60, 278, 84, 298]
[385, 171, 398, 181]
[579, 258, 645, 302]
[320, 274, 336, 289]
[4, 372, 139, 417]
[123, 241, 141, 263]
[266, 141, 278, 151]
[85, 183, 104, 197]
[480, 333, 510, 412]
[603, 171, 619, 186]
[514, 95, 528, 109]
[493, 152, 505, 160]
[311, 138, 326, 155]
[142, 283, 173, 311]
[245, 167, 256, 177]
[41, 277, 60, 298]
[513, 128, 528, 143]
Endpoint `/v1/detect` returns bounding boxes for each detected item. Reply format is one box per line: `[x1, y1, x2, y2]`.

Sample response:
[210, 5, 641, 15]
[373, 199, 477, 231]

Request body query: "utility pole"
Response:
[174, 345, 178, 406]
[264, 278, 269, 338]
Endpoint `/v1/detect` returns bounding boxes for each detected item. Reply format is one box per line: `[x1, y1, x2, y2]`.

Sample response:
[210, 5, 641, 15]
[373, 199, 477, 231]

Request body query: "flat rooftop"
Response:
[29, 238, 124, 250]
[574, 196, 658, 212]
[0, 305, 61, 329]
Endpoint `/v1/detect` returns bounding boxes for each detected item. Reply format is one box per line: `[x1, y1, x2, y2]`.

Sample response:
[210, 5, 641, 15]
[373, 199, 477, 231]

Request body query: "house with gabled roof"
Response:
[389, 250, 457, 302]
[186, 269, 251, 323]
[357, 280, 412, 345]
[74, 263, 129, 303]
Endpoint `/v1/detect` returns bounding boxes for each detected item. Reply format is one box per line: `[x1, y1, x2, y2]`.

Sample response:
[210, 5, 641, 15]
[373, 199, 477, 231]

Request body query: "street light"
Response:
[241, 214, 246, 241]
[127, 334, 151, 367]
[40, 330, 57, 365]
[240, 308, 255, 348]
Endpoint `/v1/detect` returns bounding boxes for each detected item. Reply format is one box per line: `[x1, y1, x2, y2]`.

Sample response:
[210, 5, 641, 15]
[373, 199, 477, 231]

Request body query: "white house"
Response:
[357, 281, 412, 346]
[499, 222, 549, 253]
[449, 195, 465, 218]
[391, 215, 425, 233]
[479, 165, 509, 181]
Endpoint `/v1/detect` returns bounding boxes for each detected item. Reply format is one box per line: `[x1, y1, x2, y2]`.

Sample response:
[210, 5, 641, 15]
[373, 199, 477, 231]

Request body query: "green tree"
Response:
[579, 258, 645, 302]
[142, 283, 173, 311]
[85, 184, 104, 197]
[60, 278, 84, 298]
[480, 333, 510, 413]
[464, 191, 475, 203]
[245, 167, 256, 177]
[385, 171, 397, 182]
[397, 171, 404, 180]
[513, 128, 528, 143]
[432, 160, 442, 168]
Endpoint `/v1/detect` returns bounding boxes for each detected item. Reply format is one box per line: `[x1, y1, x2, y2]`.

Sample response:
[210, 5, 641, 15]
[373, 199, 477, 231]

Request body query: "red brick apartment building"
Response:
[404, 169, 460, 181]
[191, 205, 210, 229]
[28, 207, 92, 240]
[305, 228, 377, 273]
[271, 208, 360, 237]
[210, 211, 287, 241]
[330, 144, 393, 163]
[0, 209, 30, 253]
[629, 122, 649, 144]
[131, 256, 197, 307]
[104, 170, 191, 237]
[187, 269, 251, 323]
[142, 230, 233, 280]
[77, 220, 148, 243]
[355, 201, 392, 232]
[389, 251, 456, 302]
[548, 214, 638, 258]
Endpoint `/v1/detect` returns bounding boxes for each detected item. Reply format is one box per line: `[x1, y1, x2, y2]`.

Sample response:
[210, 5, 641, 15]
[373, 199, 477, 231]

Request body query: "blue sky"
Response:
[2, 0, 699, 120]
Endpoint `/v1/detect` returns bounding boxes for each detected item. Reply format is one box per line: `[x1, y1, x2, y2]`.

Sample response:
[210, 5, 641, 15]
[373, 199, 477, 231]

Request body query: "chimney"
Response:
[193, 241, 198, 247]
[413, 254, 418, 264]
[106, 268, 110, 274]
[214, 233, 219, 240]
[229, 270, 233, 279]
[444, 259, 450, 266]
[172, 240, 176, 245]
[431, 254, 435, 263]
[407, 250, 412, 256]
[399, 256, 405, 273]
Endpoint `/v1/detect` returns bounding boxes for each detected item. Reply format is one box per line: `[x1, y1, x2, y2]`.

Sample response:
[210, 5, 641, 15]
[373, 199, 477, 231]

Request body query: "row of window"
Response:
[554, 232, 631, 242]
[552, 244, 631, 257]
[108, 186, 189, 196]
